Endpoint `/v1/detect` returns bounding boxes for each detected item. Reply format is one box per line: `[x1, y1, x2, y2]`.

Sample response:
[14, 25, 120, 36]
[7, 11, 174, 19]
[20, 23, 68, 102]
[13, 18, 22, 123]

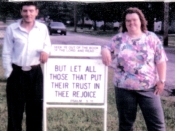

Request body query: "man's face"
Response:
[21, 5, 38, 23]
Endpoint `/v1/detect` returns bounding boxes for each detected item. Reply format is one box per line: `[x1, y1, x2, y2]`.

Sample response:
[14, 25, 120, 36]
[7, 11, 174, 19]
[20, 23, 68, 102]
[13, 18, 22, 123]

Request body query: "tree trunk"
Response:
[2, 16, 6, 23]
[103, 21, 106, 32]
[164, 2, 169, 47]
[94, 20, 97, 31]
[74, 3, 77, 32]
[81, 14, 84, 29]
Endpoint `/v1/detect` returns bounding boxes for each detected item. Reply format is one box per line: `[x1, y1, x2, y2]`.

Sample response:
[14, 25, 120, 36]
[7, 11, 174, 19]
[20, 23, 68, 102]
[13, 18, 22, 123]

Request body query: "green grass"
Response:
[47, 108, 103, 131]
[0, 68, 175, 131]
[0, 83, 8, 130]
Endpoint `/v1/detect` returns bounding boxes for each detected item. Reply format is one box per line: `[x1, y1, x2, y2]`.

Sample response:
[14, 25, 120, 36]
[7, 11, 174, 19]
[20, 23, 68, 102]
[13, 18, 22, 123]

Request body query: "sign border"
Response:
[43, 45, 108, 131]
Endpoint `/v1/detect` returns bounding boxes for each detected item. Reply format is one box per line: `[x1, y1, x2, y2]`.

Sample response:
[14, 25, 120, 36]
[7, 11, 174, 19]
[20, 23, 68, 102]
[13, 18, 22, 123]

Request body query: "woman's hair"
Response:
[121, 7, 147, 33]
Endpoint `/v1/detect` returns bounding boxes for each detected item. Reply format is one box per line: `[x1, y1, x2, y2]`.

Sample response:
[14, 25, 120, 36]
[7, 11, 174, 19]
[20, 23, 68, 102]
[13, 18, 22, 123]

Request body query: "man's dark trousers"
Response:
[6, 64, 43, 131]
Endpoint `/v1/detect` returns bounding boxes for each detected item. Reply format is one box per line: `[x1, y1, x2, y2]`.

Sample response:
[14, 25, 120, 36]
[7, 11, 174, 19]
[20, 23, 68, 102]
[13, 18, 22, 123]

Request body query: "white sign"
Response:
[51, 45, 101, 57]
[44, 58, 106, 103]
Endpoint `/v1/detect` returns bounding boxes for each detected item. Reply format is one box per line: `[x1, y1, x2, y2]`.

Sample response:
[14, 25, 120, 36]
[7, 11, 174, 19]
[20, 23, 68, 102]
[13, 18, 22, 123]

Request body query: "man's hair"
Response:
[121, 7, 148, 33]
[20, 2, 38, 10]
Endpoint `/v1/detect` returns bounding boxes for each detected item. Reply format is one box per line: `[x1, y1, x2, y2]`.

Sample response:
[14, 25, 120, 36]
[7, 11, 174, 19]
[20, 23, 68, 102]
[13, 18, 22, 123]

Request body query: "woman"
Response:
[101, 7, 167, 131]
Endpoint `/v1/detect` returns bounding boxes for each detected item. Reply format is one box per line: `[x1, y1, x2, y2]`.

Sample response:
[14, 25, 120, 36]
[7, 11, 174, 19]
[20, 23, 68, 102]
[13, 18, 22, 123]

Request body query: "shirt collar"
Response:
[13, 19, 39, 30]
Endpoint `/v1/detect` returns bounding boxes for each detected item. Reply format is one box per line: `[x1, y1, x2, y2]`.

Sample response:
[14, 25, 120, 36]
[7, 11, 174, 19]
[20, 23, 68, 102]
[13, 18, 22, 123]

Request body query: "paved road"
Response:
[50, 32, 111, 45]
[163, 48, 175, 96]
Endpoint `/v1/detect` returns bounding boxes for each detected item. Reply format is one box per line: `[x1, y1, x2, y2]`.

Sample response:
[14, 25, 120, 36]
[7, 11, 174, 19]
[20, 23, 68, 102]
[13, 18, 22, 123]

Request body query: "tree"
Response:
[38, 2, 74, 24]
[164, 2, 169, 47]
[76, 3, 87, 29]
[0, 2, 21, 23]
[85, 2, 164, 32]
[74, 2, 77, 32]
[85, 3, 120, 31]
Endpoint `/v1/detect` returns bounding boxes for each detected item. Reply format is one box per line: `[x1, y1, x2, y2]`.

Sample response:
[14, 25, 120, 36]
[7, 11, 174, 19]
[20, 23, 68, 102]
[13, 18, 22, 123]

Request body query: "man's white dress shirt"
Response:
[2, 20, 51, 78]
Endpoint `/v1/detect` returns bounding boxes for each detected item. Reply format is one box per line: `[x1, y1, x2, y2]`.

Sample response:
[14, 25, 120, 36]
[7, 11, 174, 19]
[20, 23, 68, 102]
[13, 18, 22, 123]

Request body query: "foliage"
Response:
[0, 0, 8, 2]
[169, 2, 175, 25]
[0, 2, 21, 22]
[0, 2, 164, 30]
[85, 2, 164, 31]
[0, 2, 75, 24]
[38, 2, 74, 24]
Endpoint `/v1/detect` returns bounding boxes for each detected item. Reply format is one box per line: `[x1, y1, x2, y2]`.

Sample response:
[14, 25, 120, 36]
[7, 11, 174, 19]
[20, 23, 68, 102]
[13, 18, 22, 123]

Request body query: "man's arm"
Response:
[2, 26, 13, 78]
[40, 26, 51, 63]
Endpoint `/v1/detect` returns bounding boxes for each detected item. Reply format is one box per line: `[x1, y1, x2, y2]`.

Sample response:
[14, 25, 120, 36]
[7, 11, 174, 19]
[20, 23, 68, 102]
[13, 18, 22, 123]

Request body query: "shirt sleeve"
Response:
[42, 25, 51, 55]
[102, 33, 122, 69]
[153, 34, 168, 64]
[102, 33, 122, 57]
[102, 34, 119, 53]
[2, 26, 13, 78]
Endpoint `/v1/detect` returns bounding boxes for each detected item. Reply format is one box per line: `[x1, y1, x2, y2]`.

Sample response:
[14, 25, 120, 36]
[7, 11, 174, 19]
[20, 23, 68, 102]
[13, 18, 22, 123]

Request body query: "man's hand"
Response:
[101, 48, 112, 66]
[40, 51, 49, 63]
[154, 81, 164, 95]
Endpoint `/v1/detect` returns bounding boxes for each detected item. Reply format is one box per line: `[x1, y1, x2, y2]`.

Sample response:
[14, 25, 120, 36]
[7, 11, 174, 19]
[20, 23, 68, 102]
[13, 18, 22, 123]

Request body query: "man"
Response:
[2, 2, 51, 131]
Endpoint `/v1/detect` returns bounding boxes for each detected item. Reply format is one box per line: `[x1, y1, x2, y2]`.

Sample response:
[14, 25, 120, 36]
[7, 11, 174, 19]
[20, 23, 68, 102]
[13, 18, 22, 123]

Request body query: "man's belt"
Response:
[12, 64, 40, 71]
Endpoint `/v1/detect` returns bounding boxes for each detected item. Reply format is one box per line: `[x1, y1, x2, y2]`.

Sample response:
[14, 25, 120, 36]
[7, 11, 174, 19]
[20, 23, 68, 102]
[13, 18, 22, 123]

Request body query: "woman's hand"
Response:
[101, 48, 112, 66]
[154, 81, 165, 95]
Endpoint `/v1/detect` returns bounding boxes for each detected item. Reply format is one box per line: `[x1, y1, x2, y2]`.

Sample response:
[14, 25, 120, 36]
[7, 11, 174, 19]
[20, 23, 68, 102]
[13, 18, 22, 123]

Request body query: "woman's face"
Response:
[125, 13, 141, 33]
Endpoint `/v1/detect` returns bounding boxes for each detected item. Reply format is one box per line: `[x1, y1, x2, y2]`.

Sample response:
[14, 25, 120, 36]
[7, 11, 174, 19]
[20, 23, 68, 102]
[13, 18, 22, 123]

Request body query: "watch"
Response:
[159, 80, 165, 84]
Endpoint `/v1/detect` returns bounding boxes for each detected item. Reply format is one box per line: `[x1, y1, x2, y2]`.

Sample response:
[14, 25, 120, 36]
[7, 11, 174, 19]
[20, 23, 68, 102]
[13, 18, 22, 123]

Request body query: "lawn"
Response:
[0, 68, 175, 131]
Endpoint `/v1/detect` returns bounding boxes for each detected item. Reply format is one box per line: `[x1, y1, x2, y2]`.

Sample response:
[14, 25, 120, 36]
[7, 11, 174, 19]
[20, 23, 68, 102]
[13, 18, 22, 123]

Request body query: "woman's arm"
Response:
[101, 48, 112, 66]
[154, 61, 167, 95]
